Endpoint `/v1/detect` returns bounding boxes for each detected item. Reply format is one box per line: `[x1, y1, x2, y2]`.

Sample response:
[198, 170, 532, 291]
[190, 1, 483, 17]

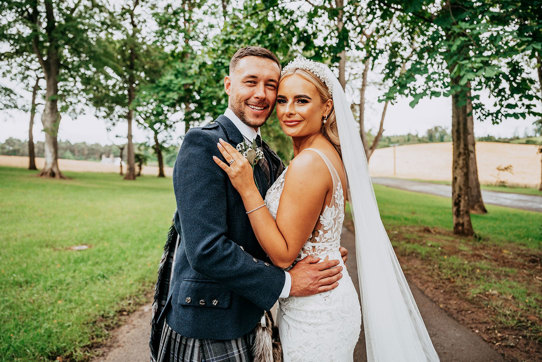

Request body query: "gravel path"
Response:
[95, 228, 505, 362]
[372, 177, 542, 213]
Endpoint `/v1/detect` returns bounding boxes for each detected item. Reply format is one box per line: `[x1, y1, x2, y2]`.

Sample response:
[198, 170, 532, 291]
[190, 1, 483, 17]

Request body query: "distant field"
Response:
[0, 155, 174, 176]
[370, 142, 540, 188]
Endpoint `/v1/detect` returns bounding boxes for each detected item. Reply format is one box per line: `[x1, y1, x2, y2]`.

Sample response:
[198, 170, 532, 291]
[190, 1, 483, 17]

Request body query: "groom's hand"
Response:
[288, 256, 343, 297]
[339, 246, 348, 263]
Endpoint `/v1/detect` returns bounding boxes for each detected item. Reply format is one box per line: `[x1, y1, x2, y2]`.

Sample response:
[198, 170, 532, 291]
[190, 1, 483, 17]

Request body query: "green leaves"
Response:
[366, 0, 541, 125]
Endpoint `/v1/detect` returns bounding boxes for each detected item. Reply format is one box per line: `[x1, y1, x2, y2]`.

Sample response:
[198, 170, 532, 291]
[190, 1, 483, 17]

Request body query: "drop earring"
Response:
[322, 115, 328, 124]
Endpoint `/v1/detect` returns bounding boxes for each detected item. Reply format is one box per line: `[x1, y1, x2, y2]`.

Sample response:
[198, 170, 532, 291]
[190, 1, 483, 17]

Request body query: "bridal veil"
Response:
[315, 60, 439, 361]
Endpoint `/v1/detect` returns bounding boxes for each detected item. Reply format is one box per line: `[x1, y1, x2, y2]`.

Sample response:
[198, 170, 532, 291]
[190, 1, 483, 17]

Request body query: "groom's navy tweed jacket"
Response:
[161, 115, 286, 340]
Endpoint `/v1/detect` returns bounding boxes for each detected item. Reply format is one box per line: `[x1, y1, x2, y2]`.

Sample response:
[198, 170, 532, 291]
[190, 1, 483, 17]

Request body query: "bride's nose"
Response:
[285, 101, 295, 116]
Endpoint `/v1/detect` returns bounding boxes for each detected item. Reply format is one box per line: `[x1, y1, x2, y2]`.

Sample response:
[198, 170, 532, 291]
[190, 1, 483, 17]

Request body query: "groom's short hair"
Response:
[229, 47, 281, 74]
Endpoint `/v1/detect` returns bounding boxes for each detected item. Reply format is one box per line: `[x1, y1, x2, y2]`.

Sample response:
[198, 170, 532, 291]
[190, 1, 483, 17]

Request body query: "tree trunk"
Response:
[124, 105, 136, 180]
[154, 131, 165, 178]
[359, 59, 370, 156]
[536, 52, 542, 102]
[367, 101, 388, 160]
[118, 145, 125, 175]
[124, 4, 138, 181]
[37, 0, 64, 178]
[466, 85, 487, 214]
[335, 0, 346, 89]
[221, 0, 228, 22]
[451, 76, 474, 236]
[359, 58, 388, 162]
[39, 71, 63, 178]
[536, 53, 542, 191]
[28, 76, 40, 170]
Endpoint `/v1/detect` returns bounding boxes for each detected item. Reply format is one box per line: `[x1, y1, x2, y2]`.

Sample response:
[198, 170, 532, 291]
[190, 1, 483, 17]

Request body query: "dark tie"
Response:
[255, 135, 271, 187]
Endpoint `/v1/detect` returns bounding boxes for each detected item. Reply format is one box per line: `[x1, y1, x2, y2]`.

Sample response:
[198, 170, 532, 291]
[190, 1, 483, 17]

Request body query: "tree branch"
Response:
[368, 100, 388, 158]
[29, 2, 46, 75]
[70, 0, 84, 15]
[377, 0, 433, 24]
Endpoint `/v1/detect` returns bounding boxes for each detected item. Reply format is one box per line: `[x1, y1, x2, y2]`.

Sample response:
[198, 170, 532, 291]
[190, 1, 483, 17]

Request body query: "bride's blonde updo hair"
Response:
[280, 67, 341, 155]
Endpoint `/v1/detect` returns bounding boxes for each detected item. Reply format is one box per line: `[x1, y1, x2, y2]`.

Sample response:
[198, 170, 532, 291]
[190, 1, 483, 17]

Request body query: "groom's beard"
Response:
[232, 99, 274, 129]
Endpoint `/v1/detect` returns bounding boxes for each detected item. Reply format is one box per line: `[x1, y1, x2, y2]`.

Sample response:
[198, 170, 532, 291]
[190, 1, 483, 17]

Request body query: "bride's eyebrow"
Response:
[276, 94, 312, 100]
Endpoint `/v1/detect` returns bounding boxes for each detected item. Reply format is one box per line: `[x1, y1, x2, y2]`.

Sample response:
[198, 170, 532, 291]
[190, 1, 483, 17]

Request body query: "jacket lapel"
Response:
[215, 115, 244, 145]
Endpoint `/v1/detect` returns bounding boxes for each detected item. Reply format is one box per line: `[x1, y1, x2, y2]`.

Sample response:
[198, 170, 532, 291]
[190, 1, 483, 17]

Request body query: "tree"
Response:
[1, 0, 109, 178]
[370, 0, 541, 235]
[27, 75, 42, 170]
[84, 0, 162, 180]
[133, 91, 176, 177]
[0, 69, 42, 170]
[147, 0, 310, 158]
[135, 149, 148, 176]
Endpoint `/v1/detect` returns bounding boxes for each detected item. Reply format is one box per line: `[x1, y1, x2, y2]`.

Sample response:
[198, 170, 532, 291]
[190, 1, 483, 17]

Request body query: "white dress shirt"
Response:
[224, 108, 292, 299]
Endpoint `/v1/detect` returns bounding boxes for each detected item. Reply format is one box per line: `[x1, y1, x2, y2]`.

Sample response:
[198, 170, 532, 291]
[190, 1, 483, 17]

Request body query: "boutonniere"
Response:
[236, 139, 264, 167]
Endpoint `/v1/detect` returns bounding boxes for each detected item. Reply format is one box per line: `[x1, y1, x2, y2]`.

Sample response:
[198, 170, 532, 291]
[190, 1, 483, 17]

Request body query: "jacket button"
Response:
[212, 299, 218, 306]
[199, 299, 206, 306]
[185, 297, 191, 304]
[264, 262, 270, 267]
[253, 257, 258, 263]
[240, 246, 245, 251]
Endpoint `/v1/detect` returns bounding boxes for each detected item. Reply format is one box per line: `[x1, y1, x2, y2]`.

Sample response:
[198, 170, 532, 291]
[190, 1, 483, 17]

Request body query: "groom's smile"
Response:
[224, 56, 280, 130]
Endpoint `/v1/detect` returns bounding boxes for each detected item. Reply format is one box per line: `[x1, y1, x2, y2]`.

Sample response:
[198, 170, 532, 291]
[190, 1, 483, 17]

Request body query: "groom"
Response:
[155, 47, 345, 361]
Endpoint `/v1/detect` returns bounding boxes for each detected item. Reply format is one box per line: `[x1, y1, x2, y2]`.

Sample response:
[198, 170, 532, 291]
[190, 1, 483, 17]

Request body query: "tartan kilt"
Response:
[156, 322, 256, 362]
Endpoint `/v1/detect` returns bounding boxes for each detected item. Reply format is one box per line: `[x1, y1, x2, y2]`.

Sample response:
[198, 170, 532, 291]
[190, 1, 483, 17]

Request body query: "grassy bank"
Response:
[0, 167, 175, 360]
[356, 185, 541, 361]
[371, 184, 541, 249]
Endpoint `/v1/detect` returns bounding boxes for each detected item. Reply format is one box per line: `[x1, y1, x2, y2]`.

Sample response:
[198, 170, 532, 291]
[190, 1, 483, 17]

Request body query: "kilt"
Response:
[156, 322, 256, 362]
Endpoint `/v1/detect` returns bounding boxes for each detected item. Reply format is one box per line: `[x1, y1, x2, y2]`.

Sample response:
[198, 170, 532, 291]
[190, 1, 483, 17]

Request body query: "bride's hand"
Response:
[213, 138, 258, 195]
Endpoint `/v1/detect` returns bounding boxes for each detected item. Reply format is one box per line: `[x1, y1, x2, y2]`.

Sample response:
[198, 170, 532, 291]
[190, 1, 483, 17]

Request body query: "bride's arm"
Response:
[213, 139, 329, 269]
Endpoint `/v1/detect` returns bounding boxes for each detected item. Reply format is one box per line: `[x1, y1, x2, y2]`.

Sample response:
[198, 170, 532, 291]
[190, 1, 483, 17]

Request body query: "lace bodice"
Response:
[265, 148, 345, 263]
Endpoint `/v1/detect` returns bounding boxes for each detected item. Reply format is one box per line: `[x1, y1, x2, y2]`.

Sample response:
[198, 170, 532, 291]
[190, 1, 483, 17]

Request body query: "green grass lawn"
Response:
[372, 184, 541, 249]
[0, 167, 175, 360]
[1, 166, 540, 360]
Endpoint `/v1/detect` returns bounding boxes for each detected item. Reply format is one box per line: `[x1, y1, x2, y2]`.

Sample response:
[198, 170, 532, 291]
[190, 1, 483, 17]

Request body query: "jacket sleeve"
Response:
[173, 128, 286, 311]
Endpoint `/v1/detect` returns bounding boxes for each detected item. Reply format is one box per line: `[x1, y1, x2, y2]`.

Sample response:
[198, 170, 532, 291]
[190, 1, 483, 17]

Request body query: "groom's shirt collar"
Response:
[224, 108, 260, 142]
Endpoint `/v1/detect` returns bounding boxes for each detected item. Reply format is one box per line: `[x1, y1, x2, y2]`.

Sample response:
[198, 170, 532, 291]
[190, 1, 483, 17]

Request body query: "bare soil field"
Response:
[0, 155, 173, 176]
[369, 142, 540, 188]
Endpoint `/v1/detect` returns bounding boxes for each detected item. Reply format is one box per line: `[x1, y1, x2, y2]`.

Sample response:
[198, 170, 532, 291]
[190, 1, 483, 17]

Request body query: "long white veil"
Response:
[326, 65, 440, 361]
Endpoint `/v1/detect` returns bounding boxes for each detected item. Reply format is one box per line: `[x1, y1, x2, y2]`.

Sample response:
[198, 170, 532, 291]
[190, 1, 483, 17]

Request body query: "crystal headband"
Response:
[282, 57, 333, 96]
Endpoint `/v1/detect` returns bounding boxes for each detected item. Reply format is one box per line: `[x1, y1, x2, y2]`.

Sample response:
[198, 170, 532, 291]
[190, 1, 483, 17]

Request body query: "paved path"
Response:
[95, 228, 505, 362]
[373, 177, 542, 213]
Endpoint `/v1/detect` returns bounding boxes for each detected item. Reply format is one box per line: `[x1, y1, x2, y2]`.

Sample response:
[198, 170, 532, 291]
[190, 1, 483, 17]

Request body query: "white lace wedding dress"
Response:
[265, 148, 362, 362]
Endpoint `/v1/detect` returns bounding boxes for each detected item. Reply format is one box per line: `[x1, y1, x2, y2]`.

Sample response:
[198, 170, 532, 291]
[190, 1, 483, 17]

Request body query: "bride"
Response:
[214, 57, 439, 362]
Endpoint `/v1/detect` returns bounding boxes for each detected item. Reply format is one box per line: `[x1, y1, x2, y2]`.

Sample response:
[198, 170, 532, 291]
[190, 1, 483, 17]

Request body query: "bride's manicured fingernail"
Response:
[219, 138, 224, 143]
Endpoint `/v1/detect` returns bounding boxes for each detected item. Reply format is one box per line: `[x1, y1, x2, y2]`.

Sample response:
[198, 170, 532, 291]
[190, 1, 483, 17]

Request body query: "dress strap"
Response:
[304, 148, 341, 192]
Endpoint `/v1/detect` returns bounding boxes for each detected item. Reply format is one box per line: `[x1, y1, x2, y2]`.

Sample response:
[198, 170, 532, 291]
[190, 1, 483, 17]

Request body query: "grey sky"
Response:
[1, 90, 537, 146]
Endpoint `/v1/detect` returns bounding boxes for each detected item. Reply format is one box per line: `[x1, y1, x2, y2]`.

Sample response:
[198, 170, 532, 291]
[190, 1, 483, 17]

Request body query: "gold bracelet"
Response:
[246, 203, 266, 215]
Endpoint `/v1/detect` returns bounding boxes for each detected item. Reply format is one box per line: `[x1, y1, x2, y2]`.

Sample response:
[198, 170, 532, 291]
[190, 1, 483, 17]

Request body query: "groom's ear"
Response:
[224, 76, 232, 96]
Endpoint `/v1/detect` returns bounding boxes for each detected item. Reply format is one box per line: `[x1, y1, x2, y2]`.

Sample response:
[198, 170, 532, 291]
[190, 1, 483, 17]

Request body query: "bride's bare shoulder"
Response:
[284, 149, 331, 189]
